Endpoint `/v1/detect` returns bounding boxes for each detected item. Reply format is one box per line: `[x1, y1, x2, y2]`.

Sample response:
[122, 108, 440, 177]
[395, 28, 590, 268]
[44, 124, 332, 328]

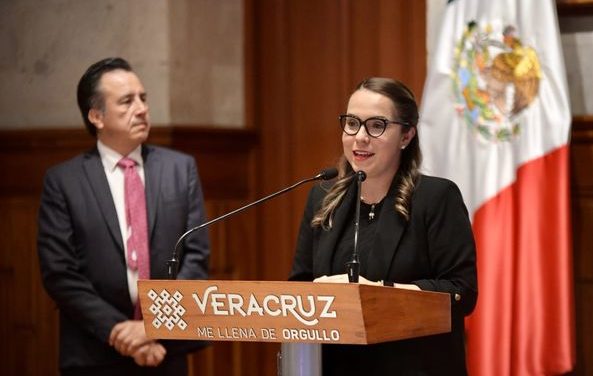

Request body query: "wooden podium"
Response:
[138, 280, 451, 374]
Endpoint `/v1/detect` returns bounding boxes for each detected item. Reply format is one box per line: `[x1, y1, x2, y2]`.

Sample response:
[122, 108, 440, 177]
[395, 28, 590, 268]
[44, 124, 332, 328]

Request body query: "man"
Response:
[37, 57, 209, 375]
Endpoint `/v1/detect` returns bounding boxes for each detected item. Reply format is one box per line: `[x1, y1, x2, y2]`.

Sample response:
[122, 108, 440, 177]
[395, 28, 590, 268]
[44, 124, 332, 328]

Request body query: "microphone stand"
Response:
[167, 168, 338, 279]
[346, 171, 366, 283]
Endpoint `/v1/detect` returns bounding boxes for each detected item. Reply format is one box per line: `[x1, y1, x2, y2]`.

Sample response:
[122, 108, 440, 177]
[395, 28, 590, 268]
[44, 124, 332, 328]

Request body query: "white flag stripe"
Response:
[420, 0, 570, 216]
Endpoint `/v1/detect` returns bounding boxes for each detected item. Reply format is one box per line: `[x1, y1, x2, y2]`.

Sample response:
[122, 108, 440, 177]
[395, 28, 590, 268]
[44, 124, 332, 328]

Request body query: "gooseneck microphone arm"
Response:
[346, 170, 366, 283]
[166, 167, 339, 279]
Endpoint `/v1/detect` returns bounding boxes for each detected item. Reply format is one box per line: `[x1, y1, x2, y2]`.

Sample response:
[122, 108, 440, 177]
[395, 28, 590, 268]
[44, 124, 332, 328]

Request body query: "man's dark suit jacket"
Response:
[290, 174, 477, 375]
[37, 144, 210, 370]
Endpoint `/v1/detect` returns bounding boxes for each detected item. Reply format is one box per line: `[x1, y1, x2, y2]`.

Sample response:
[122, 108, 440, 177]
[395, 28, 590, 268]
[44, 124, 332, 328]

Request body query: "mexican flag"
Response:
[419, 0, 575, 374]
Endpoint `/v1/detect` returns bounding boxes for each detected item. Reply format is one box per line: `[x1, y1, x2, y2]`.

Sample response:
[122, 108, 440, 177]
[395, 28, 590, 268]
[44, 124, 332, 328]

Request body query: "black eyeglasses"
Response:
[339, 114, 409, 138]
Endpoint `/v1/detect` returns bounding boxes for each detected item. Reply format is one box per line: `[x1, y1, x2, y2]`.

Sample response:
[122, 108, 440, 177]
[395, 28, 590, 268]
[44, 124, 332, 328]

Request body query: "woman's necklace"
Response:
[368, 203, 377, 221]
[361, 197, 382, 221]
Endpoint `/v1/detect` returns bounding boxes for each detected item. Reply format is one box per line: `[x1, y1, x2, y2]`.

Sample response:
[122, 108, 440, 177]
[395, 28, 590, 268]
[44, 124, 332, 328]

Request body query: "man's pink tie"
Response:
[117, 157, 150, 319]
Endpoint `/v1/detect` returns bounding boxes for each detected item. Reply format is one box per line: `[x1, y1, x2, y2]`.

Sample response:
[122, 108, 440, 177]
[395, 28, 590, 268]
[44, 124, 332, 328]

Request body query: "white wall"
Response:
[0, 0, 243, 129]
[426, 0, 447, 70]
[559, 16, 593, 115]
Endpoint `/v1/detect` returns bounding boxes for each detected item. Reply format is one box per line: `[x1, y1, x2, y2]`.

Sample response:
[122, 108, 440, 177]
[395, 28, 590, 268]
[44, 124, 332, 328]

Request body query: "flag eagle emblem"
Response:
[452, 21, 542, 143]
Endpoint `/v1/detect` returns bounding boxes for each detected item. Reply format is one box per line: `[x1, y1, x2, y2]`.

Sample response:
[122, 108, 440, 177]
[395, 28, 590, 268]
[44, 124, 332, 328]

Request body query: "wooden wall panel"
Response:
[247, 1, 427, 373]
[570, 116, 593, 376]
[0, 127, 259, 376]
[571, 191, 593, 282]
[348, 0, 427, 98]
[575, 285, 593, 376]
[250, 0, 427, 282]
[0, 196, 58, 375]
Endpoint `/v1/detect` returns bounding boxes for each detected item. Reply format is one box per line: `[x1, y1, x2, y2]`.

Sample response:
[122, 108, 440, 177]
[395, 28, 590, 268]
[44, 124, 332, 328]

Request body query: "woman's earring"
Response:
[401, 144, 407, 150]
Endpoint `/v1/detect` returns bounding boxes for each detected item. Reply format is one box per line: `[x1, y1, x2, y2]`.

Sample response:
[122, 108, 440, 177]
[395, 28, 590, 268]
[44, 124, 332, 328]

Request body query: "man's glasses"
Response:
[339, 114, 409, 138]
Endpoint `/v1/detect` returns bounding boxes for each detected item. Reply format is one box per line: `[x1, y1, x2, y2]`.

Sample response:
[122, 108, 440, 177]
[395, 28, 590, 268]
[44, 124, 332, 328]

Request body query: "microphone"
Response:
[346, 170, 366, 283]
[167, 167, 339, 279]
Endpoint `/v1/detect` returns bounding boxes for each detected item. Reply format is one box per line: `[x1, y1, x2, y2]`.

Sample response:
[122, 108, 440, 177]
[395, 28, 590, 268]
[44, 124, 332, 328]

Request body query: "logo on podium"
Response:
[147, 289, 188, 331]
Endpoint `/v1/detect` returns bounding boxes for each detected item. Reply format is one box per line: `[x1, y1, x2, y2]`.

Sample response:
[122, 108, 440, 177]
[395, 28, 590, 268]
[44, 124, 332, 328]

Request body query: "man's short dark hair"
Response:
[77, 57, 133, 137]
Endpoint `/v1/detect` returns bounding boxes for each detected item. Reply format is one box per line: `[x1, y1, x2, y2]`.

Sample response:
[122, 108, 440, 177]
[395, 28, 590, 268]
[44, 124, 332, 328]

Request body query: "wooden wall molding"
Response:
[557, 0, 593, 16]
[571, 115, 593, 144]
[0, 126, 258, 199]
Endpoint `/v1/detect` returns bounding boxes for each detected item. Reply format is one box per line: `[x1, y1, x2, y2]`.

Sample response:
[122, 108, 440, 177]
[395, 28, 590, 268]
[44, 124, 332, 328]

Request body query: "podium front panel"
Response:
[138, 280, 450, 345]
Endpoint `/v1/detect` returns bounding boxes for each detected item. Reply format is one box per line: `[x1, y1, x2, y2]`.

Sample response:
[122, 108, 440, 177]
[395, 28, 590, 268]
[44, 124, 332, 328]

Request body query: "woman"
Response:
[289, 77, 477, 375]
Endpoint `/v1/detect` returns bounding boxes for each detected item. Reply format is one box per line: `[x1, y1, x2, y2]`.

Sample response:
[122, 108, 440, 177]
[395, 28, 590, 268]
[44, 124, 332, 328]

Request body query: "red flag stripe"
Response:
[467, 145, 575, 375]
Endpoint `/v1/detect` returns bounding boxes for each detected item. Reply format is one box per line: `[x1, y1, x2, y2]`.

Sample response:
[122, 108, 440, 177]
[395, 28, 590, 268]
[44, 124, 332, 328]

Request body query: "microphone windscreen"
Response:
[357, 170, 367, 182]
[319, 167, 338, 180]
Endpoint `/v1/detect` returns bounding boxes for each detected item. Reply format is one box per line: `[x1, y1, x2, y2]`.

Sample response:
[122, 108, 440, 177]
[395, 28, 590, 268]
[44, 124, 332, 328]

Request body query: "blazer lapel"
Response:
[142, 145, 162, 239]
[314, 182, 357, 277]
[83, 148, 124, 252]
[366, 184, 407, 281]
